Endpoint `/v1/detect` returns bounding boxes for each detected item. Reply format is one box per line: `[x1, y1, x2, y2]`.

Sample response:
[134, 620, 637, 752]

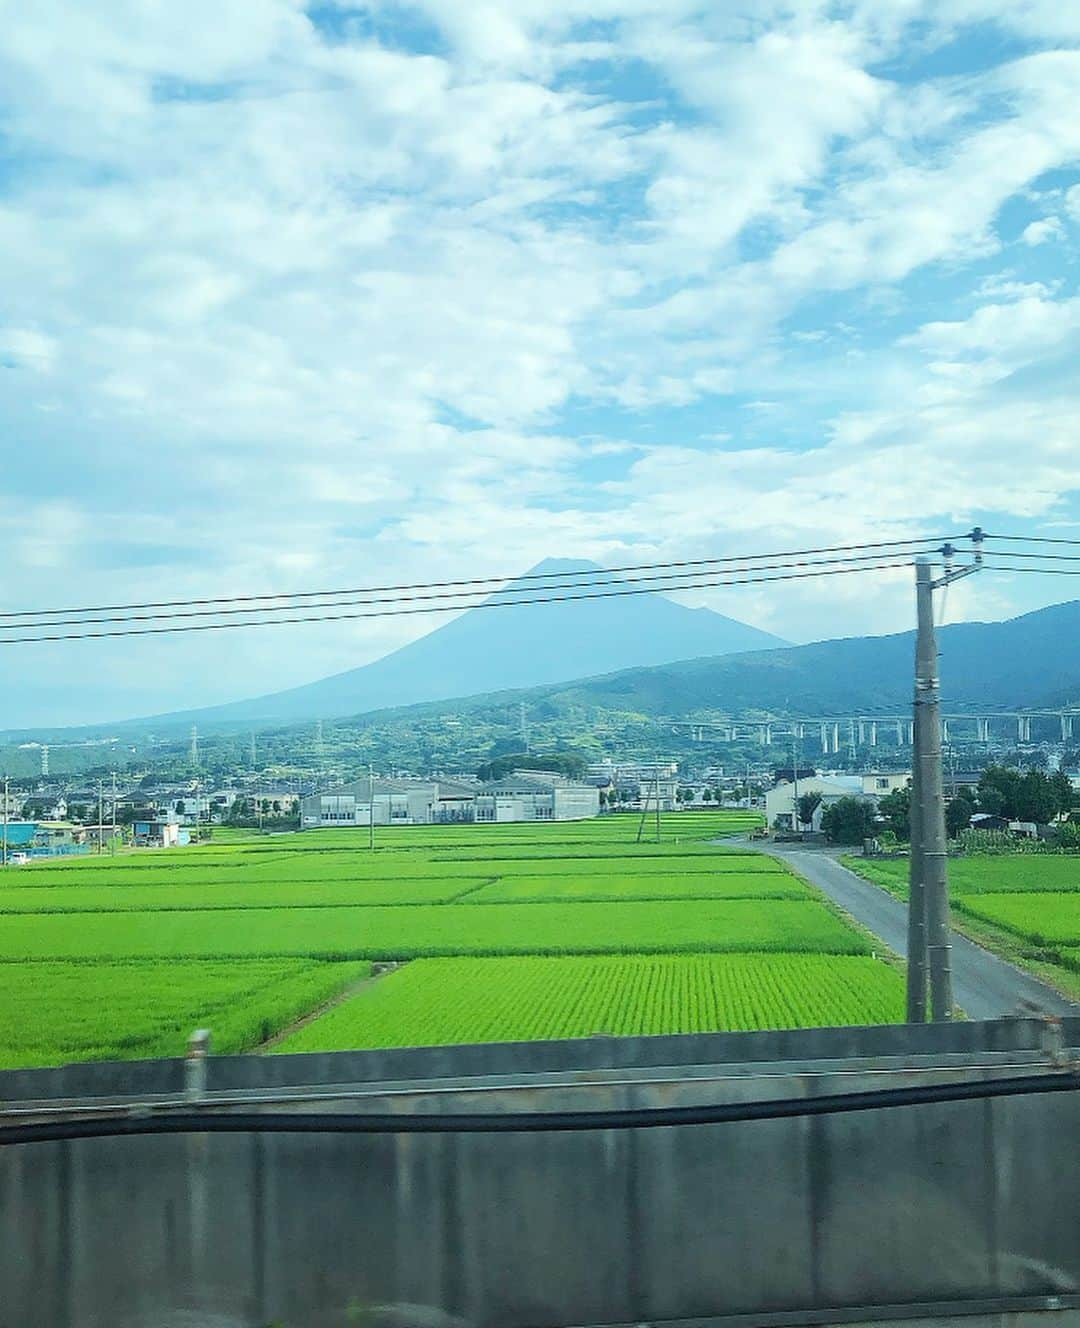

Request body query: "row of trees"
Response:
[876, 765, 1076, 843]
[803, 764, 1080, 846]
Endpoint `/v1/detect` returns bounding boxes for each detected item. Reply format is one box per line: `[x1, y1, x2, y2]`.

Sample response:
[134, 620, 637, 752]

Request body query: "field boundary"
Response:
[255, 963, 403, 1052]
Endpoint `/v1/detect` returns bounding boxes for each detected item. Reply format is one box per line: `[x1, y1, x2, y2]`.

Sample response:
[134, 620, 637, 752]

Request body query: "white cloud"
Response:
[0, 1, 1079, 719]
[905, 294, 1080, 361]
[1021, 216, 1065, 245]
[0, 327, 57, 370]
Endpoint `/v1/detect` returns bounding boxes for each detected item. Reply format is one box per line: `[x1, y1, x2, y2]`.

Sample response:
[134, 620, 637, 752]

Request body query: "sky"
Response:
[1, 0, 1078, 727]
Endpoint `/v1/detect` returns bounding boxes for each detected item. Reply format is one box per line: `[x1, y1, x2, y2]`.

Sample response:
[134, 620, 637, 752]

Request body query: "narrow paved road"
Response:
[749, 843, 1078, 1019]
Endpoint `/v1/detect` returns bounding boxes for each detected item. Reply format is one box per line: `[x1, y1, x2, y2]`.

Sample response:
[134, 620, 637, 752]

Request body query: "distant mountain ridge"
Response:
[437, 596, 1080, 720]
[124, 558, 789, 730]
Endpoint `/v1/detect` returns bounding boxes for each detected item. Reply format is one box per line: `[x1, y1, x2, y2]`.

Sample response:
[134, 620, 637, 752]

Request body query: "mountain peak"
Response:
[518, 557, 605, 578]
[109, 554, 790, 728]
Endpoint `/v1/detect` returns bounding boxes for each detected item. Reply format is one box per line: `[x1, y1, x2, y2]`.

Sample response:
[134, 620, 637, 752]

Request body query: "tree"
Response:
[1015, 770, 1058, 825]
[796, 791, 822, 829]
[978, 766, 1023, 819]
[1049, 769, 1074, 817]
[977, 787, 1005, 817]
[946, 788, 977, 837]
[476, 751, 589, 781]
[877, 786, 911, 840]
[820, 797, 876, 845]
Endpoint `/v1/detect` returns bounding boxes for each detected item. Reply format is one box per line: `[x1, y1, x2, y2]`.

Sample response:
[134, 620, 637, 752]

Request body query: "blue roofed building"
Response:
[0, 821, 87, 862]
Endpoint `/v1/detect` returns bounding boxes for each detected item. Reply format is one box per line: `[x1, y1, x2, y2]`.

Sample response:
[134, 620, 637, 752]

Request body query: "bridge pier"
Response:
[1062, 714, 1074, 742]
[1018, 716, 1032, 743]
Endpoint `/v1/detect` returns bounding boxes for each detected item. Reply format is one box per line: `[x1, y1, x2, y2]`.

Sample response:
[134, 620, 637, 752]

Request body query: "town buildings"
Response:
[300, 771, 600, 828]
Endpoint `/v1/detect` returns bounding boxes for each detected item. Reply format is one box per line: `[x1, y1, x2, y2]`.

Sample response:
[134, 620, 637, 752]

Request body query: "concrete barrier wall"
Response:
[3, 1015, 1076, 1103]
[2, 1021, 1078, 1328]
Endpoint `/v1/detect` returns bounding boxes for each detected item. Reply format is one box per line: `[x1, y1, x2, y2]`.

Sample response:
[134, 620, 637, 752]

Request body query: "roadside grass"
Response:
[841, 852, 1080, 1003]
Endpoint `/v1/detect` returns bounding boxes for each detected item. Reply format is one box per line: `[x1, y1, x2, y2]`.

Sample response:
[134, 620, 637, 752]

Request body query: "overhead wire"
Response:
[0, 558, 928, 644]
[0, 535, 961, 623]
[982, 533, 1080, 547]
[1, 548, 950, 632]
[14, 529, 1079, 649]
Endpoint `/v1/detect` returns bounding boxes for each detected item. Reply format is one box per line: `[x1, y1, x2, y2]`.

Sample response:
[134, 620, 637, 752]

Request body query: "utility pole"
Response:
[907, 536, 982, 1023]
[792, 732, 800, 834]
[97, 779, 105, 855]
[635, 770, 656, 844]
[2, 774, 8, 868]
[654, 767, 661, 843]
[111, 770, 118, 855]
[369, 763, 375, 851]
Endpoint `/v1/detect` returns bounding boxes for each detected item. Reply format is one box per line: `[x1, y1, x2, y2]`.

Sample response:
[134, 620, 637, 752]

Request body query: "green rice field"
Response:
[0, 811, 906, 1069]
[277, 954, 907, 1052]
[0, 959, 369, 1068]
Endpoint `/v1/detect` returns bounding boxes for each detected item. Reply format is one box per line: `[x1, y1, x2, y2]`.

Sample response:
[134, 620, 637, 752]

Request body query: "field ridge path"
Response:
[256, 964, 402, 1052]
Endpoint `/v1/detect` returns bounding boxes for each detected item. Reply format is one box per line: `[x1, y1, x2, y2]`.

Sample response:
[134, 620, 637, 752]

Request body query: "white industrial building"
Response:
[301, 772, 599, 828]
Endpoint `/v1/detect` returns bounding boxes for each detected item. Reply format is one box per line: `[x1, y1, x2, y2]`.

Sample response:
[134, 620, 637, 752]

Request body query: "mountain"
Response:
[136, 559, 789, 729]
[464, 596, 1080, 719]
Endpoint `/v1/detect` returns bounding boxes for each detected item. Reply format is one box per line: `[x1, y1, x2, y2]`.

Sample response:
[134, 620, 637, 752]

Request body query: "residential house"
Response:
[765, 776, 869, 832]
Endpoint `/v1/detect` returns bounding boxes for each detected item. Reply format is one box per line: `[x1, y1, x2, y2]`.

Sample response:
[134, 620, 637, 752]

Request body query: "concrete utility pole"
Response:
[111, 771, 118, 855]
[907, 538, 982, 1023]
[369, 763, 375, 851]
[792, 732, 800, 834]
[2, 774, 8, 868]
[97, 779, 105, 855]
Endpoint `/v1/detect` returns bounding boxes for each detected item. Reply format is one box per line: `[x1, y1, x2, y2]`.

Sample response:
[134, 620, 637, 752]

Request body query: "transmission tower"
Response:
[40, 745, 49, 777]
[190, 725, 200, 767]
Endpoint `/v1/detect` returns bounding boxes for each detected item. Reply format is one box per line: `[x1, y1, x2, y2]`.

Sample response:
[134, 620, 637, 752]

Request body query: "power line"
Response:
[975, 564, 1080, 576]
[2, 548, 948, 632]
[0, 535, 960, 622]
[984, 533, 1080, 547]
[0, 558, 927, 645]
[975, 548, 1080, 562]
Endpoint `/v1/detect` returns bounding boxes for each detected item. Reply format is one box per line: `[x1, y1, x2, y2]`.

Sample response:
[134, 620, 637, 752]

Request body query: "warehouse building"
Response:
[300, 772, 599, 828]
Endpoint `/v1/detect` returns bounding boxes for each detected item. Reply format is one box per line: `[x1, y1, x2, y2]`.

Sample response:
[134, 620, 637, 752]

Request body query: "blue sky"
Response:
[0, 1, 1078, 726]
